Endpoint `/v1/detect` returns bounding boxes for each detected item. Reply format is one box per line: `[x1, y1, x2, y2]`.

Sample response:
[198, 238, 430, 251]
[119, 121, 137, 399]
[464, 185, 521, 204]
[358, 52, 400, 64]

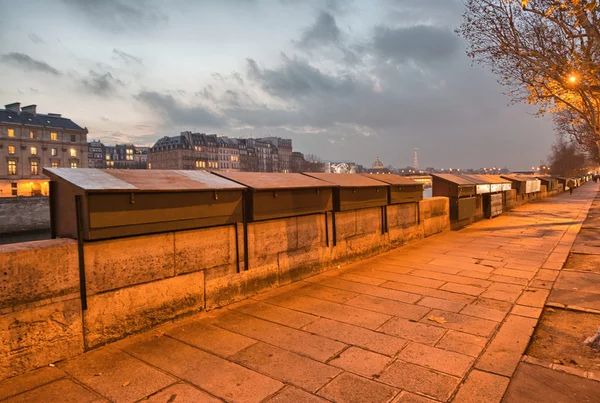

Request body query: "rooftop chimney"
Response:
[4, 102, 20, 112]
[21, 104, 37, 114]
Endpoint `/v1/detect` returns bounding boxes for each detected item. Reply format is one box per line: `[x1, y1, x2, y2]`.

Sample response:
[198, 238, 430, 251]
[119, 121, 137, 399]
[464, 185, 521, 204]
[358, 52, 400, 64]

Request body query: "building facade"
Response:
[148, 132, 291, 173]
[0, 102, 88, 196]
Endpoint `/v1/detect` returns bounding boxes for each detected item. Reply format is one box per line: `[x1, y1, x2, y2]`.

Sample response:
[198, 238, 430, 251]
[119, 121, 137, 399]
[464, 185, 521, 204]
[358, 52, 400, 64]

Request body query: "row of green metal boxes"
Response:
[43, 168, 425, 241]
[431, 173, 552, 221]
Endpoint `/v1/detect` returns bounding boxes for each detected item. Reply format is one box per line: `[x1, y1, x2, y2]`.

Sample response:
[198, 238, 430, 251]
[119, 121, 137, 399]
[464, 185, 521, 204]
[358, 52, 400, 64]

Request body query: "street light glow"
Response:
[569, 75, 577, 83]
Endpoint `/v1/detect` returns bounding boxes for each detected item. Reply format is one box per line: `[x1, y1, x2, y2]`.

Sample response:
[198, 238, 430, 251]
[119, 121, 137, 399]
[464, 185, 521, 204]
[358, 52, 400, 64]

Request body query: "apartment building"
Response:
[0, 102, 88, 196]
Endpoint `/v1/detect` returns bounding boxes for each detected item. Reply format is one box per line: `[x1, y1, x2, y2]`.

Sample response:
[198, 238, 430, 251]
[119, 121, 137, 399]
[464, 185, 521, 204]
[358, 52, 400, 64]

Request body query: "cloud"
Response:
[297, 11, 341, 48]
[372, 25, 460, 65]
[28, 33, 45, 44]
[136, 91, 224, 128]
[113, 48, 143, 65]
[246, 55, 357, 98]
[0, 53, 61, 76]
[62, 0, 168, 32]
[80, 71, 125, 96]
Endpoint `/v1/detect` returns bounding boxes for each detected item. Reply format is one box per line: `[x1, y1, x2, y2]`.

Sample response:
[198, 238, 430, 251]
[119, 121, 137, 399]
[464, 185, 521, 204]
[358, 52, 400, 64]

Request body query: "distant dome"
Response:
[372, 156, 384, 168]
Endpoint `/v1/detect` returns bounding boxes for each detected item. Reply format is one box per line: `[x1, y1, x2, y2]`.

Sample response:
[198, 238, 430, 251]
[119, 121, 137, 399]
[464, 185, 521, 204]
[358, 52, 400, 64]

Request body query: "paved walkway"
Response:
[1, 183, 598, 403]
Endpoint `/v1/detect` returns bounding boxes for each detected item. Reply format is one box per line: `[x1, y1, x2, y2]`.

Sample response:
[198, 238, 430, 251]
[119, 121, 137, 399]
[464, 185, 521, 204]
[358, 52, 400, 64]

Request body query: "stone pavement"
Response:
[503, 188, 600, 402]
[1, 183, 598, 403]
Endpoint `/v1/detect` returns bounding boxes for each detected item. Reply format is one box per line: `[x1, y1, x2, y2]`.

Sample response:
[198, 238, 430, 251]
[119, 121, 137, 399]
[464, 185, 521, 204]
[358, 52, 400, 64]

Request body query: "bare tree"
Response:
[458, 1, 600, 149]
[548, 135, 587, 176]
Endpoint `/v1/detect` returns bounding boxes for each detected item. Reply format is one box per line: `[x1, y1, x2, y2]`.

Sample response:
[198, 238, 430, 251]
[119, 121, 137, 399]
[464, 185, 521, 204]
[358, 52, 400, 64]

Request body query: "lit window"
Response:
[8, 161, 16, 175]
[148, 163, 152, 169]
[30, 131, 36, 139]
[70, 162, 78, 168]
[31, 161, 39, 175]
[105, 154, 110, 160]
[51, 148, 57, 156]
[8, 146, 15, 154]
[126, 149, 133, 155]
[31, 147, 37, 155]
[126, 155, 133, 161]
[51, 161, 58, 168]
[70, 149, 77, 157]
[7, 129, 15, 137]
[50, 132, 57, 141]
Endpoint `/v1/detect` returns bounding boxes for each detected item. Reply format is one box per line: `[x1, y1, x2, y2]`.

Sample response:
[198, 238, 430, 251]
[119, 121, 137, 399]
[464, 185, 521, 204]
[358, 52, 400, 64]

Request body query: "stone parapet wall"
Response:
[0, 190, 557, 381]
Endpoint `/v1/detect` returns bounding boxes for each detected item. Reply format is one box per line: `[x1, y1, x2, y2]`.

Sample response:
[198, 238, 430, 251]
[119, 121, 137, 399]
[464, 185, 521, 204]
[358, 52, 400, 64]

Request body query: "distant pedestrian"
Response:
[568, 179, 575, 195]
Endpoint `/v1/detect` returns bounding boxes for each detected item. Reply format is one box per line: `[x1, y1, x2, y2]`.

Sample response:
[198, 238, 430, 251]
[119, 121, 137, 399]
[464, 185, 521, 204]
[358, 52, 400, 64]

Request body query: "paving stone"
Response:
[59, 346, 176, 403]
[480, 289, 520, 303]
[231, 342, 340, 392]
[460, 304, 507, 322]
[487, 283, 524, 294]
[419, 309, 498, 337]
[553, 271, 600, 294]
[516, 288, 550, 308]
[379, 360, 460, 401]
[302, 318, 407, 356]
[166, 320, 258, 357]
[344, 294, 431, 321]
[503, 362, 600, 403]
[0, 366, 66, 401]
[305, 277, 422, 304]
[296, 284, 361, 303]
[475, 315, 537, 376]
[391, 391, 439, 403]
[488, 275, 529, 285]
[452, 370, 509, 403]
[417, 296, 466, 313]
[534, 269, 559, 282]
[435, 330, 487, 358]
[510, 305, 542, 318]
[398, 342, 474, 377]
[528, 279, 553, 289]
[233, 300, 317, 329]
[350, 269, 446, 289]
[266, 386, 329, 402]
[470, 297, 513, 312]
[440, 283, 485, 296]
[5, 378, 107, 403]
[411, 270, 492, 288]
[144, 383, 222, 403]
[266, 294, 392, 330]
[317, 372, 398, 403]
[378, 317, 447, 345]
[547, 288, 600, 311]
[119, 335, 283, 403]
[207, 311, 346, 361]
[382, 281, 475, 304]
[457, 270, 493, 279]
[337, 273, 388, 286]
[328, 347, 391, 377]
[491, 268, 534, 280]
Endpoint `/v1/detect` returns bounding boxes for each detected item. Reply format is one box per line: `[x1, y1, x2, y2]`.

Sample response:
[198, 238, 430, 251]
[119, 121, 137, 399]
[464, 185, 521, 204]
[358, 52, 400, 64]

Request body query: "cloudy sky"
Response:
[0, 0, 555, 170]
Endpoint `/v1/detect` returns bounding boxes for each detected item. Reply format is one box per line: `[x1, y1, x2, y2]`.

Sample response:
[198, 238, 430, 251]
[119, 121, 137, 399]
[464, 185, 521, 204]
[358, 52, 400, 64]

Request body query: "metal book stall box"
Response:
[212, 172, 333, 221]
[431, 174, 477, 221]
[554, 176, 568, 190]
[302, 173, 389, 212]
[459, 174, 492, 220]
[464, 174, 509, 218]
[536, 176, 558, 192]
[44, 168, 247, 241]
[360, 174, 424, 204]
[501, 175, 540, 195]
